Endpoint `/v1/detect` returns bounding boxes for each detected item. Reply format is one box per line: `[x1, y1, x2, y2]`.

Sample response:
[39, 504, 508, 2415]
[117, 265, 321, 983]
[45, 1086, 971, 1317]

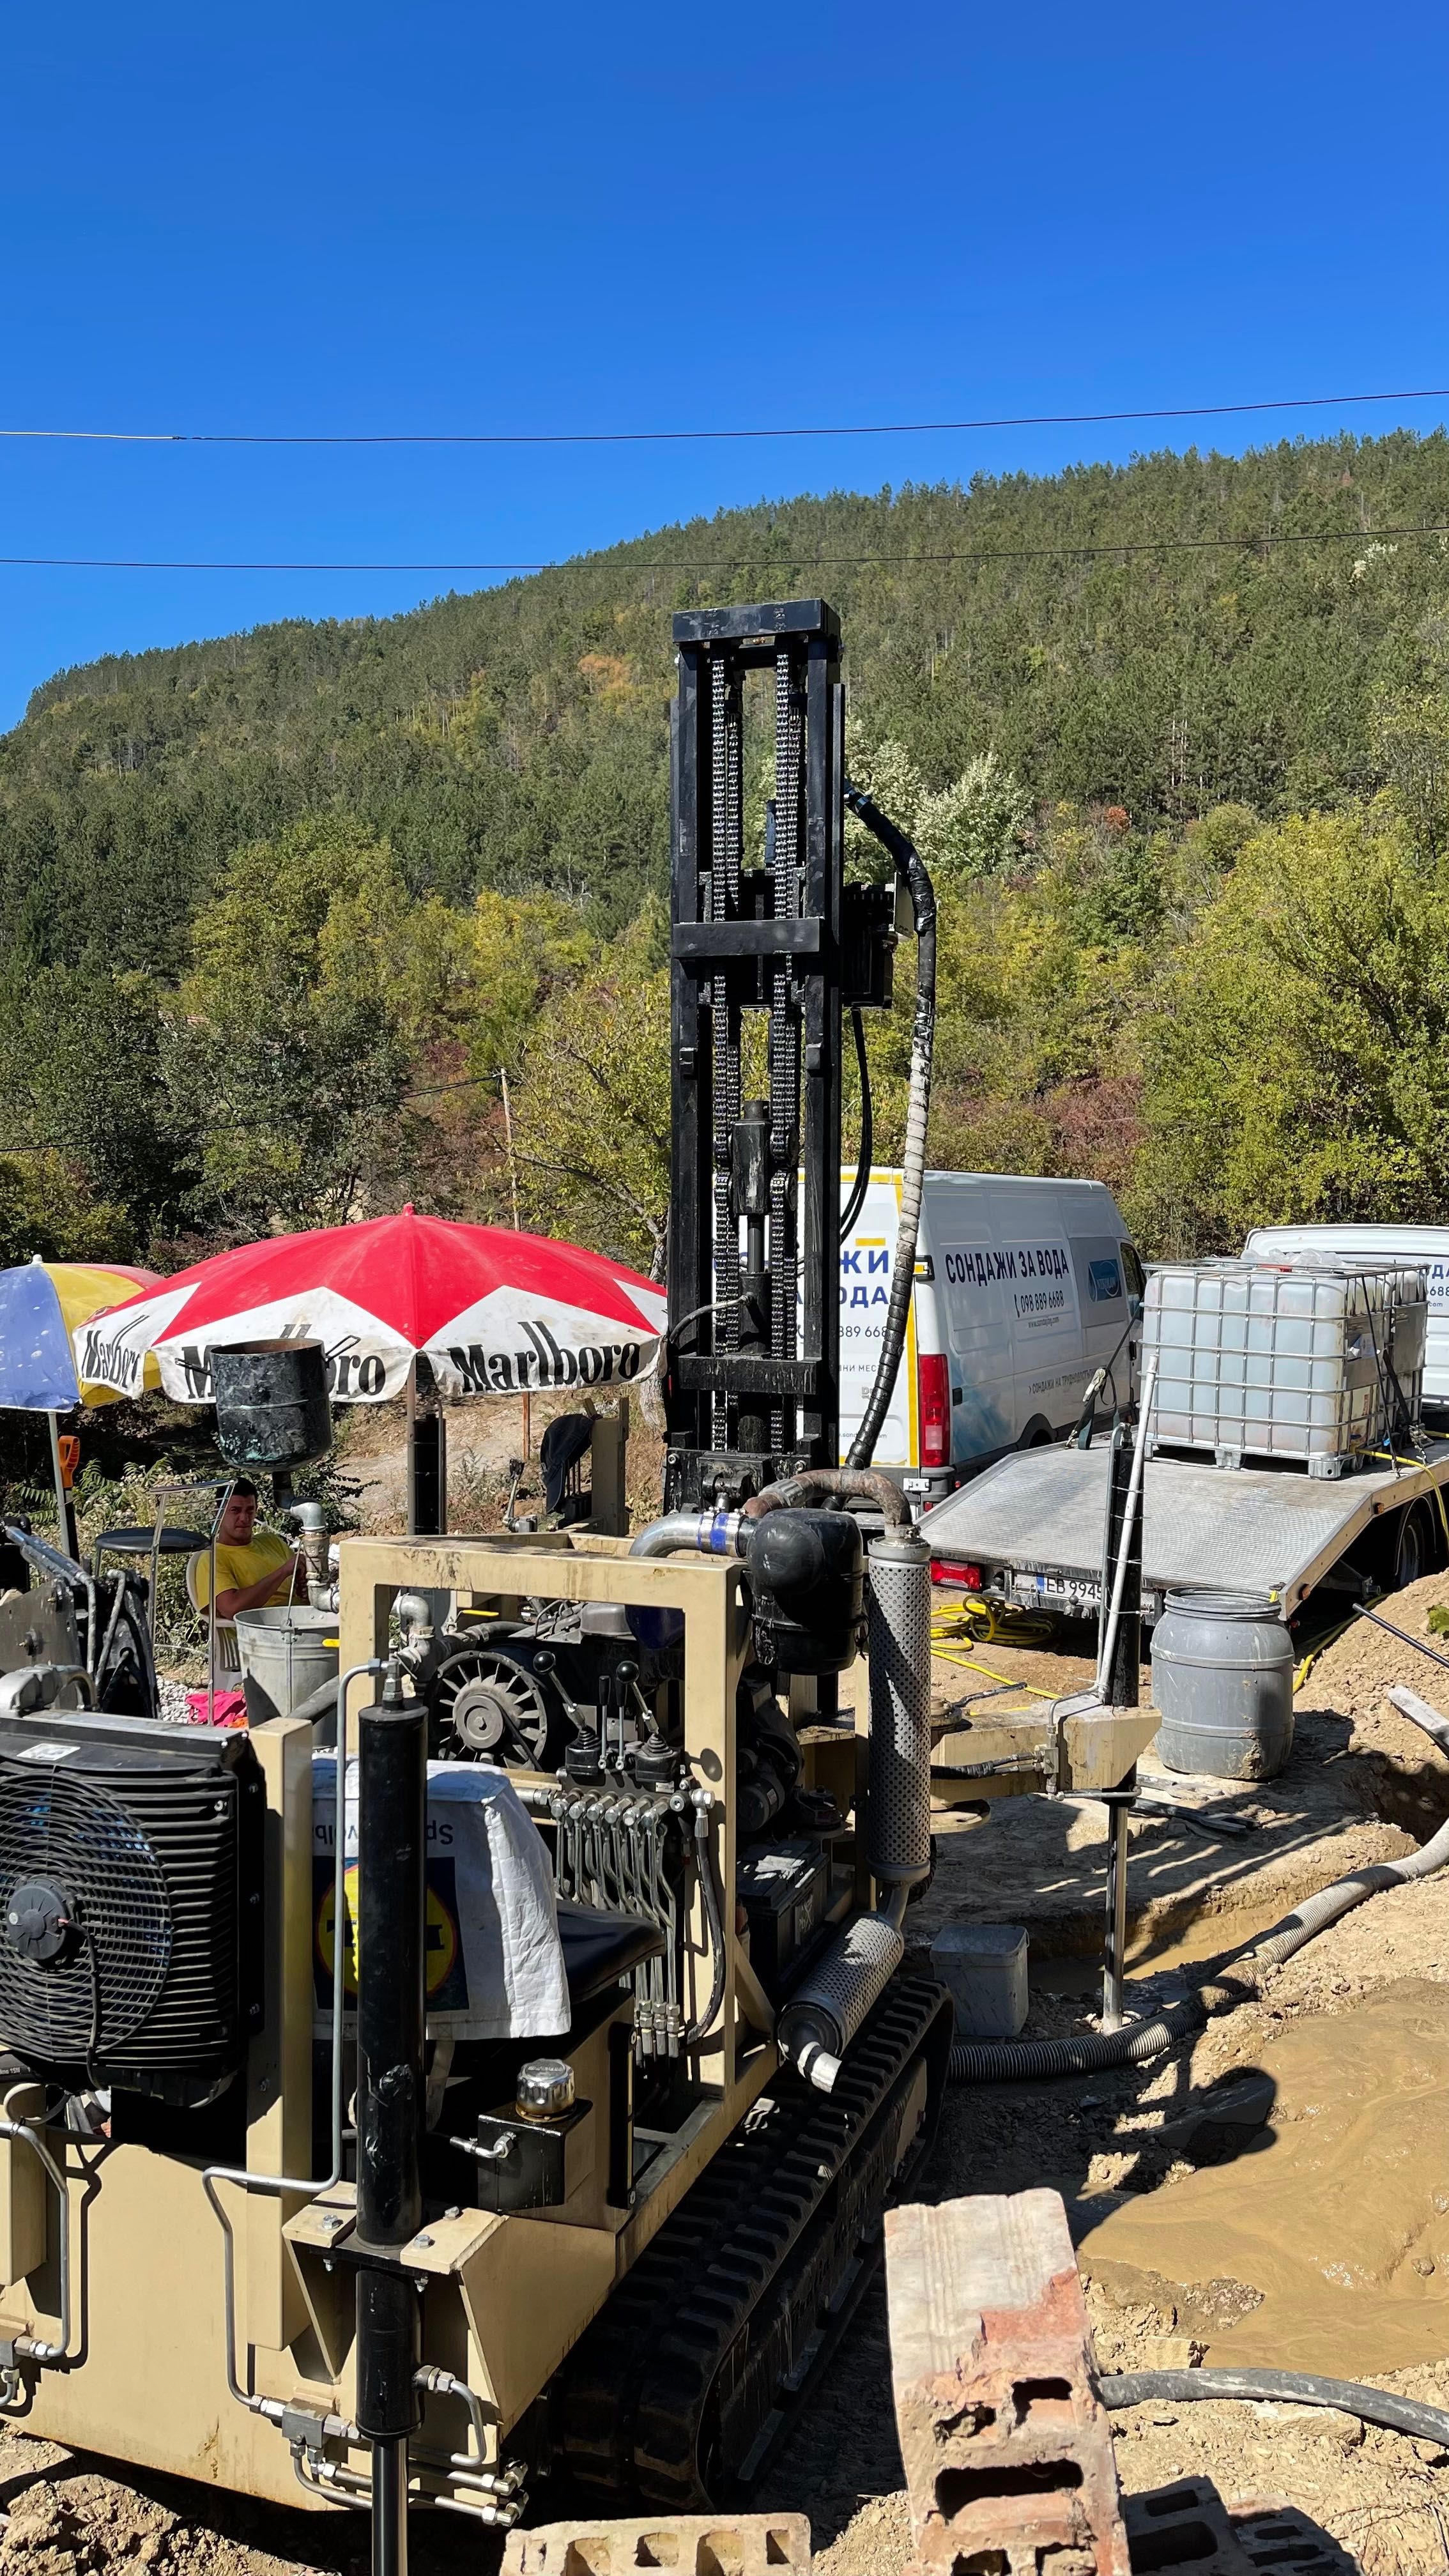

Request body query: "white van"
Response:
[838, 1170, 1144, 1508]
[1241, 1222, 1449, 1416]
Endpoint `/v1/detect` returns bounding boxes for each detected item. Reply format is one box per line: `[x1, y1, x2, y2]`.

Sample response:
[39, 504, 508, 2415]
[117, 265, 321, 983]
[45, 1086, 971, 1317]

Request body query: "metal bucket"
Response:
[234, 1605, 339, 1722]
[213, 1339, 332, 1471]
[1151, 1587, 1294, 1781]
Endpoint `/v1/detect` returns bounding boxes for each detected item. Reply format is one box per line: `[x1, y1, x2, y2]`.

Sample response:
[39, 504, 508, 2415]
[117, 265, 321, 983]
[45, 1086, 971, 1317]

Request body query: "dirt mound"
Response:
[1300, 1574, 1449, 1835]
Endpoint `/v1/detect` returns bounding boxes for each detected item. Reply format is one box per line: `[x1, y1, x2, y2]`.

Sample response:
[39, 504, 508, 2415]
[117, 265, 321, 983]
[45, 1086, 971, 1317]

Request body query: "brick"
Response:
[502, 2509, 812, 2574]
[885, 2189, 1130, 2576]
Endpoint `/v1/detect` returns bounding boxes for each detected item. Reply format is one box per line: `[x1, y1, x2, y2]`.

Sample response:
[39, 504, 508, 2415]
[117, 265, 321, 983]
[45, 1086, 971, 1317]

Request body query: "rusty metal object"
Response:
[502, 2510, 812, 2573]
[885, 2188, 1130, 2576]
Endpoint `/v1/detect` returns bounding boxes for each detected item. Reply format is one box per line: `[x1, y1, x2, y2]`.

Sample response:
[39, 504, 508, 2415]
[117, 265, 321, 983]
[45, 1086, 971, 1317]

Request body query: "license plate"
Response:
[1015, 1572, 1100, 1611]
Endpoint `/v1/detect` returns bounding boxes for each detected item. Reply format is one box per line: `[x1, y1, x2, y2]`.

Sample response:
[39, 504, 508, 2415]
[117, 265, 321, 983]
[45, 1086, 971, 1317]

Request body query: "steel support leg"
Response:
[1101, 1791, 1132, 2032]
[370, 2435, 409, 2576]
[353, 1661, 426, 2576]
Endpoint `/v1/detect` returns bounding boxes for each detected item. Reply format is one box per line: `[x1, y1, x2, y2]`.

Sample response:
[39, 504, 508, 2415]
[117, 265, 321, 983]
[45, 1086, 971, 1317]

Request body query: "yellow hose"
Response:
[930, 1598, 1059, 1704]
[1292, 1616, 1356, 1693]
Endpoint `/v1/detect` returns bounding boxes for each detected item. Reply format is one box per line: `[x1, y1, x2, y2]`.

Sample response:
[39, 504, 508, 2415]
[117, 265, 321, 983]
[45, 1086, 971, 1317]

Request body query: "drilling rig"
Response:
[0, 601, 975, 2568]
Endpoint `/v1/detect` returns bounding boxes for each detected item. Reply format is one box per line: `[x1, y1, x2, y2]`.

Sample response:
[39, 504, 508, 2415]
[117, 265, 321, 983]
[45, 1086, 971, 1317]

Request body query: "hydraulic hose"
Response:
[1100, 2368, 1449, 2450]
[839, 1007, 873, 1241]
[684, 1790, 727, 2046]
[841, 785, 936, 1470]
[949, 1689, 1449, 2082]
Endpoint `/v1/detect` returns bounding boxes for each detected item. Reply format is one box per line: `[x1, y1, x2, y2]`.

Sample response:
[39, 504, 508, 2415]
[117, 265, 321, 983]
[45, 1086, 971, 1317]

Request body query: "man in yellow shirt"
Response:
[193, 1479, 300, 1621]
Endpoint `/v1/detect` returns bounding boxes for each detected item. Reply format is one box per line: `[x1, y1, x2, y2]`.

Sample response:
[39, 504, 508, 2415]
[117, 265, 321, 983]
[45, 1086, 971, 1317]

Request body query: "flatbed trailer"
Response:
[918, 1437, 1449, 1622]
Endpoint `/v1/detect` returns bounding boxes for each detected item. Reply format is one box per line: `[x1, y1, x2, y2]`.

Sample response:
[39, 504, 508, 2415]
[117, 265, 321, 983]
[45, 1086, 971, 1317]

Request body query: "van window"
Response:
[1120, 1243, 1146, 1303]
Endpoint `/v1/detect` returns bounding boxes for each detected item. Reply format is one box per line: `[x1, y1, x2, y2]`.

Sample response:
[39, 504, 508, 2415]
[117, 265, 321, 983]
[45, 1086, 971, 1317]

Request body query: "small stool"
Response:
[92, 1526, 210, 1579]
[93, 1526, 211, 1641]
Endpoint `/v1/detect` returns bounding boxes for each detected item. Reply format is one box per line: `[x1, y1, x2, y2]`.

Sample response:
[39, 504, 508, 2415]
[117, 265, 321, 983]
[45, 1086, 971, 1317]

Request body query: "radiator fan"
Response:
[0, 1715, 261, 2100]
[0, 1768, 172, 2063]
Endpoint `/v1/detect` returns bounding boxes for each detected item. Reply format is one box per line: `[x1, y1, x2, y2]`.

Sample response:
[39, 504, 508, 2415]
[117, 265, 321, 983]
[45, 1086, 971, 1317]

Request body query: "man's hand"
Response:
[215, 1552, 302, 1621]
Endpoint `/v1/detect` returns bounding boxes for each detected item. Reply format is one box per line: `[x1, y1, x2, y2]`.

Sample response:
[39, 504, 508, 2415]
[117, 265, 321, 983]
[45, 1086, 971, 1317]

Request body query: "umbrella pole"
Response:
[406, 1359, 447, 1538]
[405, 1360, 418, 1539]
[47, 1413, 79, 1565]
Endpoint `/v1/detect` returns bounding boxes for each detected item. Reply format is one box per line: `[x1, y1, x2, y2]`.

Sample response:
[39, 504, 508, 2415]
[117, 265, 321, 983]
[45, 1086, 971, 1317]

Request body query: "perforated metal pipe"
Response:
[865, 1527, 933, 1890]
[776, 1912, 905, 2092]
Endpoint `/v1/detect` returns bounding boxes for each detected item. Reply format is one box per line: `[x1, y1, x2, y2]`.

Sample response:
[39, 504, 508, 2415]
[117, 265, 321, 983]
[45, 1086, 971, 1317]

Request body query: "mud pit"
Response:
[1082, 1978, 1449, 2375]
[6, 1584, 1449, 2572]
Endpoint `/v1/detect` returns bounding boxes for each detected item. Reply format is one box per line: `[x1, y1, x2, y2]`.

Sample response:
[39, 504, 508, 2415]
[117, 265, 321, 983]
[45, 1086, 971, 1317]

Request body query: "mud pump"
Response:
[0, 601, 1152, 2575]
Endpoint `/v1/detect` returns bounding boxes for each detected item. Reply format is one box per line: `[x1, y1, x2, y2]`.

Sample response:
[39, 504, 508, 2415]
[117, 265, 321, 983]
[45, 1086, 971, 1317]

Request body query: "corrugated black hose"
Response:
[841, 785, 936, 1470]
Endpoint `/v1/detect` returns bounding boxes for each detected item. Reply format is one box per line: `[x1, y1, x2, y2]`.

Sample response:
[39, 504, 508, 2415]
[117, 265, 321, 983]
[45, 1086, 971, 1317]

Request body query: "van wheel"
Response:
[1019, 1418, 1054, 1450]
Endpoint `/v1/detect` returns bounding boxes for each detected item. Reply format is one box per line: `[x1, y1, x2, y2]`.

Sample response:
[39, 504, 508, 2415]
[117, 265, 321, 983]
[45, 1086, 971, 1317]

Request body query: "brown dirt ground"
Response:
[15, 1575, 1449, 2569]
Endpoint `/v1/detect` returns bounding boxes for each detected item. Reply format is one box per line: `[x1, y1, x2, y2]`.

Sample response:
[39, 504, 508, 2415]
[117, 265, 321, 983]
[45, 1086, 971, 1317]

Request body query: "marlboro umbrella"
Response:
[73, 1208, 666, 1409]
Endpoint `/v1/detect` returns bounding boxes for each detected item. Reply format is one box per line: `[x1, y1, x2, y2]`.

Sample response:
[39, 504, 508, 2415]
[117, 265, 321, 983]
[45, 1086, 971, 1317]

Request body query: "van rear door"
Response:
[837, 1170, 915, 1466]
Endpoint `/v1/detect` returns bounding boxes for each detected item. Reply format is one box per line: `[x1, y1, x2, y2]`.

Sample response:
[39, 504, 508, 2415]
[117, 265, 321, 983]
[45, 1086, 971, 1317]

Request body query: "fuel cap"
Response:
[514, 2057, 575, 2121]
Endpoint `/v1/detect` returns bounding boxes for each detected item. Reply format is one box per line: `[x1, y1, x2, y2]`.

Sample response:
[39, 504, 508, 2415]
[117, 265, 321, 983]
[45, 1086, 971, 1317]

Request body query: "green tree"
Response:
[1369, 685, 1449, 861]
[174, 815, 425, 1234]
[0, 1152, 134, 1268]
[510, 926, 671, 1273]
[1135, 804, 1449, 1254]
[0, 964, 187, 1243]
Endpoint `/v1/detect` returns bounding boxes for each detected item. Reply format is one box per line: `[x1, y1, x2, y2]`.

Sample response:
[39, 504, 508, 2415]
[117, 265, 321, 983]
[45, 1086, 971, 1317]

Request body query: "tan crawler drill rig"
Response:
[0, 602, 1153, 2575]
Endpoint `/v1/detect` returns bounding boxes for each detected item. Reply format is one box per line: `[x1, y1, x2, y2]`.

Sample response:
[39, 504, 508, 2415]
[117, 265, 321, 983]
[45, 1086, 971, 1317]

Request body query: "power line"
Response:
[1, 384, 1448, 448]
[1, 523, 1446, 574]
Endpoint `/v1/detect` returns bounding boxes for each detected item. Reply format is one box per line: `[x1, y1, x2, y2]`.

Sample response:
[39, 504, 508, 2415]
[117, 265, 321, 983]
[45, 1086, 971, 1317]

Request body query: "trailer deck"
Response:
[919, 1438, 1449, 1618]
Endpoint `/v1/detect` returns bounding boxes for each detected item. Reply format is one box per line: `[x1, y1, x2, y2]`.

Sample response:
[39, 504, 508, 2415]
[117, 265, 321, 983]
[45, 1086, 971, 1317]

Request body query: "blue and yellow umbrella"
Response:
[0, 1258, 162, 1545]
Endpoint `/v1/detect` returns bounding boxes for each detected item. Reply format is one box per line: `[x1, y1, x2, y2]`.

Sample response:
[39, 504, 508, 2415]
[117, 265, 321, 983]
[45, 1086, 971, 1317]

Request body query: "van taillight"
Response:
[917, 1352, 949, 1468]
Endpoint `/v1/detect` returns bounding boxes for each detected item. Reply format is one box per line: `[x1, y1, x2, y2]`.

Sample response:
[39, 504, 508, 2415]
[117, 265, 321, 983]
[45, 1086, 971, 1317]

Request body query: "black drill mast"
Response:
[664, 600, 891, 1512]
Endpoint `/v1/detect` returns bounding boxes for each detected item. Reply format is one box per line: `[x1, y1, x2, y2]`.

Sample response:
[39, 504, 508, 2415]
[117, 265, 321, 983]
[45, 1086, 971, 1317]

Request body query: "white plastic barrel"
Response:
[1151, 1588, 1294, 1781]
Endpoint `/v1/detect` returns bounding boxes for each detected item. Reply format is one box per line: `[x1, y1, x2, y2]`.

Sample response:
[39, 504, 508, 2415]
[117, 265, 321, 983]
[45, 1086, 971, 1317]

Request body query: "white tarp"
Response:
[310, 1755, 569, 2041]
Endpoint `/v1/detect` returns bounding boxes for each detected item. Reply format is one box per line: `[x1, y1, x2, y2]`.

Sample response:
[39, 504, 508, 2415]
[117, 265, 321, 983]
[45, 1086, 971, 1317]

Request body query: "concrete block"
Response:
[502, 2510, 812, 2573]
[885, 2188, 1129, 2576]
[1123, 2478, 1255, 2573]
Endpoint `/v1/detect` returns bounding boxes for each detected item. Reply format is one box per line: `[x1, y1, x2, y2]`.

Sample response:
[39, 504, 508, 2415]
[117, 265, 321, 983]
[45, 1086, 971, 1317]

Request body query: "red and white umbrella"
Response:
[73, 1206, 667, 1406]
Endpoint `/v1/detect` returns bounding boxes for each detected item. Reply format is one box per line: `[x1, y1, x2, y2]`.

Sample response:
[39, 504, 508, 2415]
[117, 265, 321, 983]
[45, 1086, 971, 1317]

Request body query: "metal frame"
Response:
[666, 600, 846, 1508]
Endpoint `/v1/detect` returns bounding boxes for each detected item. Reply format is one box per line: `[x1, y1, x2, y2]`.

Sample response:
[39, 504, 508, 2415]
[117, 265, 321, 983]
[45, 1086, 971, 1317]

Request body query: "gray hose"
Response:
[950, 1690, 1449, 2082]
[744, 1469, 908, 1529]
[840, 786, 935, 1471]
[1100, 2368, 1449, 2449]
[1251, 1802, 1449, 1971]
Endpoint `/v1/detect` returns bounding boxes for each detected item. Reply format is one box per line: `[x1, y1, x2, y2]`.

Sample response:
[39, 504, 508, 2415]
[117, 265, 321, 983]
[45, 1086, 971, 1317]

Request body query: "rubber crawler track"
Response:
[555, 1974, 952, 2510]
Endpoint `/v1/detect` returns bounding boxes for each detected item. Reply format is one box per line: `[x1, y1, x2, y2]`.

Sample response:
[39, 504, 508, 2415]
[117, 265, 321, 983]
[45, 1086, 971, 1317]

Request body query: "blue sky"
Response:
[2, 0, 1446, 729]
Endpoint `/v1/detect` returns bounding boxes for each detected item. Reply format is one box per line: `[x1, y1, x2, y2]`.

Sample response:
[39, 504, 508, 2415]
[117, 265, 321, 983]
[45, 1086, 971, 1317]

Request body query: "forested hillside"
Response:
[4, 427, 1449, 1276]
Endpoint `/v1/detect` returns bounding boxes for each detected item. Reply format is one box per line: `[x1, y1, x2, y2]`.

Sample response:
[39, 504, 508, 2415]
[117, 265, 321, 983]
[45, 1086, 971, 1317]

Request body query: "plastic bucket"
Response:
[234, 1605, 339, 1722]
[1151, 1588, 1294, 1782]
